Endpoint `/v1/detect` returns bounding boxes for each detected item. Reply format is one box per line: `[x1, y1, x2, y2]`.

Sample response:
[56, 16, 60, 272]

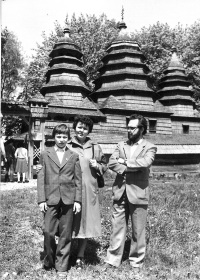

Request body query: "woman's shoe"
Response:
[76, 257, 85, 270]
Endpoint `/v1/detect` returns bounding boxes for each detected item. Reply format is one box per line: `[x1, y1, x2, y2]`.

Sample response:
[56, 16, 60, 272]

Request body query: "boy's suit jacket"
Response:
[37, 146, 82, 205]
[108, 139, 157, 205]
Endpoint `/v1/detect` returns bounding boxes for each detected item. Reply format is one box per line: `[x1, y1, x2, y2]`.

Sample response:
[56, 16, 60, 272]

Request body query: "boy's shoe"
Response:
[57, 271, 68, 278]
[76, 257, 85, 270]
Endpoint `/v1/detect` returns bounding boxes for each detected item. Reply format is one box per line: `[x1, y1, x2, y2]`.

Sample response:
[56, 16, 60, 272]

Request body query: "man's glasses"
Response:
[126, 126, 139, 131]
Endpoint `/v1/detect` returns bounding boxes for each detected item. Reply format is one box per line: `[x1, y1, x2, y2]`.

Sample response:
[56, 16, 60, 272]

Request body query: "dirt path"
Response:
[0, 179, 37, 191]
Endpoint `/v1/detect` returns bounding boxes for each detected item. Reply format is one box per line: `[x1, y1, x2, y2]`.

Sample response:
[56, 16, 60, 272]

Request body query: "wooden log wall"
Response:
[120, 95, 154, 111]
[49, 73, 84, 83]
[104, 67, 144, 75]
[151, 118, 172, 135]
[46, 92, 84, 104]
[98, 114, 127, 132]
[168, 104, 194, 115]
[172, 120, 200, 134]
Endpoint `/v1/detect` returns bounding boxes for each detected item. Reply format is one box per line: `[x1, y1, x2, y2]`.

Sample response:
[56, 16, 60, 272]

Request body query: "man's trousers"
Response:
[44, 200, 73, 272]
[105, 193, 148, 267]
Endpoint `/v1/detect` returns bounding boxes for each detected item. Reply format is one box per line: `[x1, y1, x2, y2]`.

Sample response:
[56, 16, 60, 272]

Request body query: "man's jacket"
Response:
[108, 139, 157, 205]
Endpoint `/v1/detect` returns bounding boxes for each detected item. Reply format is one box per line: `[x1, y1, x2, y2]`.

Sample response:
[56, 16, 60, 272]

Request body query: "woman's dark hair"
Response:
[52, 124, 70, 138]
[17, 142, 24, 148]
[128, 114, 147, 135]
[73, 115, 93, 133]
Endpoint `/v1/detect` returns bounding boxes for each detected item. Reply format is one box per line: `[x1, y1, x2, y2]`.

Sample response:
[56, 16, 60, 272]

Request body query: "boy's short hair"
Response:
[52, 124, 70, 138]
[73, 115, 93, 133]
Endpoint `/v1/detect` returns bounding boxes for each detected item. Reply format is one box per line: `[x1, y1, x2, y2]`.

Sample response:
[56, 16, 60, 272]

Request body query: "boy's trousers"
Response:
[44, 199, 73, 272]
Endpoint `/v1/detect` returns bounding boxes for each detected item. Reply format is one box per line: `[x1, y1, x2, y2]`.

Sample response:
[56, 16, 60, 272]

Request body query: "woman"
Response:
[68, 115, 107, 269]
[15, 143, 28, 183]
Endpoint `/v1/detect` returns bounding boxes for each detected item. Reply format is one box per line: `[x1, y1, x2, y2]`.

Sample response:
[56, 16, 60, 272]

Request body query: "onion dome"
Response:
[158, 47, 195, 115]
[92, 9, 156, 112]
[40, 25, 90, 106]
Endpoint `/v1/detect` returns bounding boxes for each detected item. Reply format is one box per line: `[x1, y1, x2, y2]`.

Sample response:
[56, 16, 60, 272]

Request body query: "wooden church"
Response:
[2, 20, 200, 177]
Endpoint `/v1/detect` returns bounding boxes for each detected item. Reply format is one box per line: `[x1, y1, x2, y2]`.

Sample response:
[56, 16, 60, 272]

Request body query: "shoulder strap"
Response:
[92, 143, 95, 159]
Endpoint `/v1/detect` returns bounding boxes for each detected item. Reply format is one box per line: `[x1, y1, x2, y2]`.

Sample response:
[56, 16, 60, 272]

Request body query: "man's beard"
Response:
[128, 130, 140, 143]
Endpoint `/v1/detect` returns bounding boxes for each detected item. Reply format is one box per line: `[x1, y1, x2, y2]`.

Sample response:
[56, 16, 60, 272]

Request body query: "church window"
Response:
[182, 125, 189, 134]
[149, 119, 157, 133]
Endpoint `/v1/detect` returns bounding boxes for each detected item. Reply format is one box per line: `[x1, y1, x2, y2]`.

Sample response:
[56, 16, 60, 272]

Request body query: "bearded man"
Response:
[104, 114, 157, 271]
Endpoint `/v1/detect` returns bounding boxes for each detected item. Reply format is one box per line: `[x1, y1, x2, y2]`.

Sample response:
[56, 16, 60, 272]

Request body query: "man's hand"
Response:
[89, 159, 99, 170]
[73, 202, 81, 214]
[118, 158, 127, 165]
[36, 164, 42, 173]
[39, 202, 47, 213]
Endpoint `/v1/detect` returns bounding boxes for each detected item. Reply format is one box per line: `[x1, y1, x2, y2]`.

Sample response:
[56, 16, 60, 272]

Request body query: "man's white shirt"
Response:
[130, 138, 143, 158]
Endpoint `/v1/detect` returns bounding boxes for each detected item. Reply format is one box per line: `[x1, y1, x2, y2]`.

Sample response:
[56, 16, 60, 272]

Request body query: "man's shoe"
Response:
[129, 262, 143, 269]
[76, 257, 85, 270]
[57, 271, 68, 278]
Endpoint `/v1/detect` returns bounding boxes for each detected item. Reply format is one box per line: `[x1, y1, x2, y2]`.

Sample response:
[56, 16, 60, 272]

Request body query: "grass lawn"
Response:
[0, 176, 200, 279]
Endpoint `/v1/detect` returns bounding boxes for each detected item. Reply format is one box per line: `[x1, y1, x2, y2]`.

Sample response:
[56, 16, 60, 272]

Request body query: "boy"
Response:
[37, 124, 82, 278]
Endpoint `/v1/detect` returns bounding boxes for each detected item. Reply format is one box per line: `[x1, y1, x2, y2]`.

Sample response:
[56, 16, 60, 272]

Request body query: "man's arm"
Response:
[108, 143, 127, 175]
[37, 152, 46, 206]
[126, 146, 157, 171]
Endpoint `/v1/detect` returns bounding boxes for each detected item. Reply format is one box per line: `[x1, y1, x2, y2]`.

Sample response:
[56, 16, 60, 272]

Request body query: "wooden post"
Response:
[28, 117, 34, 179]
[40, 119, 45, 152]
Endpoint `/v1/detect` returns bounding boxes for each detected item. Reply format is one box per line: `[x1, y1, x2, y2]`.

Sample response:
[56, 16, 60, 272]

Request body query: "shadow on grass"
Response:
[69, 239, 101, 268]
[122, 238, 131, 261]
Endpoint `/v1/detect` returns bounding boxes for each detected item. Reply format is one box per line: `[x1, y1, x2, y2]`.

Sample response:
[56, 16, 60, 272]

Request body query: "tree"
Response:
[131, 21, 200, 102]
[25, 14, 118, 94]
[1, 28, 25, 100]
[1, 28, 26, 137]
[68, 13, 118, 89]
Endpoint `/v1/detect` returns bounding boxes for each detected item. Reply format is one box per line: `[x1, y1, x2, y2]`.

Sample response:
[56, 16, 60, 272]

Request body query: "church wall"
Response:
[49, 72, 85, 83]
[149, 118, 172, 135]
[98, 114, 127, 133]
[45, 91, 85, 104]
[172, 119, 200, 134]
[103, 67, 144, 75]
[164, 104, 194, 115]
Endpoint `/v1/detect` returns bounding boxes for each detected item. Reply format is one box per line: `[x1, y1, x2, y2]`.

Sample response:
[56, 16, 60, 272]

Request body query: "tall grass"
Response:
[0, 176, 200, 279]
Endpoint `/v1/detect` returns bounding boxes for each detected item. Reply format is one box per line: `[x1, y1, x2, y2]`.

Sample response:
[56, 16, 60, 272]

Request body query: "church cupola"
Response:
[40, 25, 91, 106]
[157, 47, 195, 115]
[92, 8, 155, 111]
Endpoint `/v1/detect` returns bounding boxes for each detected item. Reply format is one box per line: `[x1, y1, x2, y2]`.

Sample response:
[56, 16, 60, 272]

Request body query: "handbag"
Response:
[92, 144, 105, 188]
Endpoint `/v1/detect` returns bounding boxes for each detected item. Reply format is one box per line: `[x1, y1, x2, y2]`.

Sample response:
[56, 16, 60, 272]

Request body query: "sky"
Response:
[1, 0, 200, 60]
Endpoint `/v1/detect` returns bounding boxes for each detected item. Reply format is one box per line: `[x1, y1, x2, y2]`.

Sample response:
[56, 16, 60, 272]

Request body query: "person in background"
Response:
[104, 114, 157, 272]
[0, 133, 6, 160]
[15, 142, 28, 183]
[37, 124, 82, 278]
[5, 139, 15, 182]
[67, 115, 107, 269]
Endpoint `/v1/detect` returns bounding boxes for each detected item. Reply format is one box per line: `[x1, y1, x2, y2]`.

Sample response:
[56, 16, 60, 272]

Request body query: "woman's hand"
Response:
[73, 202, 81, 214]
[39, 202, 47, 213]
[118, 158, 127, 166]
[36, 164, 42, 173]
[89, 159, 99, 170]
